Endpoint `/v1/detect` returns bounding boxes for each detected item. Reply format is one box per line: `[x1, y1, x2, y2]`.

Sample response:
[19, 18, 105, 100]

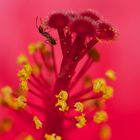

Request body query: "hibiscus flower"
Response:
[0, 9, 117, 140]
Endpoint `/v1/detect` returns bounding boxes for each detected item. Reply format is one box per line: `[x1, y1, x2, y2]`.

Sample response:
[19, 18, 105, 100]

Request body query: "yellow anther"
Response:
[75, 114, 87, 128]
[105, 70, 116, 80]
[88, 48, 100, 62]
[24, 135, 34, 140]
[0, 118, 12, 132]
[93, 111, 108, 124]
[0, 86, 14, 107]
[99, 124, 111, 140]
[17, 54, 29, 65]
[41, 47, 52, 58]
[28, 43, 38, 55]
[55, 91, 69, 112]
[33, 116, 42, 129]
[56, 90, 68, 101]
[44, 133, 62, 140]
[93, 78, 106, 93]
[55, 100, 69, 112]
[94, 99, 106, 109]
[1, 91, 26, 111]
[83, 76, 92, 87]
[74, 102, 84, 112]
[16, 95, 27, 109]
[19, 81, 28, 91]
[28, 42, 45, 54]
[2, 97, 13, 107]
[18, 64, 32, 81]
[32, 64, 41, 75]
[18, 69, 29, 81]
[1, 86, 13, 95]
[24, 64, 32, 75]
[103, 86, 114, 100]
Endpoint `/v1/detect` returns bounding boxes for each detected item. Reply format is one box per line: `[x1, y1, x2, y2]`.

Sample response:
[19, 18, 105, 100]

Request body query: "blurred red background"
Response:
[0, 0, 140, 139]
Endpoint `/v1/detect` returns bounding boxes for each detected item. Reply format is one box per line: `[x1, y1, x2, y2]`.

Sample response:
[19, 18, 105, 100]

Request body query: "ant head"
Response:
[38, 26, 44, 33]
[36, 16, 40, 29]
[36, 16, 49, 34]
[36, 16, 44, 33]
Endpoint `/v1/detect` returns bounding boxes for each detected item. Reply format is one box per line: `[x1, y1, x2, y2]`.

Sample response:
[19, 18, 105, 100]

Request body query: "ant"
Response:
[36, 16, 56, 45]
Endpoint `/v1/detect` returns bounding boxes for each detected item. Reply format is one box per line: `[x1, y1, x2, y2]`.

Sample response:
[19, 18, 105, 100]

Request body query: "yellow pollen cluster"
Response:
[24, 135, 34, 140]
[103, 86, 114, 100]
[0, 86, 12, 106]
[93, 78, 114, 100]
[28, 42, 45, 54]
[18, 64, 32, 92]
[105, 70, 116, 80]
[93, 78, 106, 93]
[93, 111, 108, 124]
[56, 90, 68, 101]
[55, 90, 69, 112]
[33, 116, 42, 129]
[32, 64, 41, 75]
[0, 86, 14, 108]
[0, 118, 12, 132]
[41, 46, 52, 57]
[24, 64, 32, 75]
[20, 81, 28, 91]
[17, 54, 29, 65]
[75, 114, 87, 128]
[55, 100, 69, 112]
[99, 124, 111, 140]
[44, 133, 62, 140]
[16, 95, 27, 109]
[83, 76, 92, 87]
[0, 86, 27, 110]
[74, 102, 84, 112]
[18, 64, 32, 81]
[1, 86, 13, 95]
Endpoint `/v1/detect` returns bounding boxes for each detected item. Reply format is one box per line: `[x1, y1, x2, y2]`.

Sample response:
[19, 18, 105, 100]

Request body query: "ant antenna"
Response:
[36, 16, 39, 29]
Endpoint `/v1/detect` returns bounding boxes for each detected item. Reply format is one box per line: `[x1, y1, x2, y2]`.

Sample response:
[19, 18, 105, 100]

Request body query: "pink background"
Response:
[0, 0, 140, 139]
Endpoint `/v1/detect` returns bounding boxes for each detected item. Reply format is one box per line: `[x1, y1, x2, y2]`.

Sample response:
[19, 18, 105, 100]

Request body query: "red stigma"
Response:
[48, 12, 70, 29]
[96, 21, 117, 40]
[70, 17, 97, 36]
[80, 9, 101, 21]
